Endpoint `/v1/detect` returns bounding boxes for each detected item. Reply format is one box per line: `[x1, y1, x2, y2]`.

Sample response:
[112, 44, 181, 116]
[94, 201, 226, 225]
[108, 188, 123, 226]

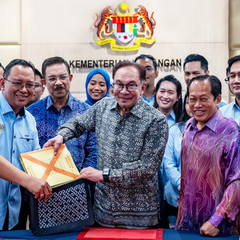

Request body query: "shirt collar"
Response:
[233, 98, 240, 110]
[46, 92, 73, 110]
[142, 93, 155, 101]
[187, 109, 221, 133]
[168, 110, 176, 120]
[0, 91, 25, 117]
[110, 96, 145, 118]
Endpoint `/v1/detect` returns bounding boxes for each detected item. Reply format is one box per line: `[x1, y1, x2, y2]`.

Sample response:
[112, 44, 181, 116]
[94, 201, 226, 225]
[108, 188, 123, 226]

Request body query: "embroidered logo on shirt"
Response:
[0, 124, 5, 133]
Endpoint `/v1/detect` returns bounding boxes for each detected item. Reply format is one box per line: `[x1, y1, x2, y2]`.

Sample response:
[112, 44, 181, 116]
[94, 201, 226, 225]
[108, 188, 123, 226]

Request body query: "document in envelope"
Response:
[20, 144, 80, 187]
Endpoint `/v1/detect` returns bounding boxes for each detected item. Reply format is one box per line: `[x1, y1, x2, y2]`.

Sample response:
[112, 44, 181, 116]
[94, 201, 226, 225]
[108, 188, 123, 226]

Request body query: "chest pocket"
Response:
[19, 137, 34, 152]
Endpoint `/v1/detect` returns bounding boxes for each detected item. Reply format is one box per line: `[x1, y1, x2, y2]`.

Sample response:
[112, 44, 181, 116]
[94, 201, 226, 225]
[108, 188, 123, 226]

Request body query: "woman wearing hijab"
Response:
[85, 68, 111, 106]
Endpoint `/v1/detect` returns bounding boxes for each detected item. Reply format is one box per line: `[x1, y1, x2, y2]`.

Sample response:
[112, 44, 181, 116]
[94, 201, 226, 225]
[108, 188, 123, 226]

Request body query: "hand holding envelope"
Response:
[43, 135, 64, 155]
[20, 144, 80, 188]
[44, 136, 104, 183]
[23, 176, 52, 201]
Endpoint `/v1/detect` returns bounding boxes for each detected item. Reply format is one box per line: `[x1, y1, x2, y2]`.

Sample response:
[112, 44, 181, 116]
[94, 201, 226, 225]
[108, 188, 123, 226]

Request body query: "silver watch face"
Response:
[103, 168, 110, 175]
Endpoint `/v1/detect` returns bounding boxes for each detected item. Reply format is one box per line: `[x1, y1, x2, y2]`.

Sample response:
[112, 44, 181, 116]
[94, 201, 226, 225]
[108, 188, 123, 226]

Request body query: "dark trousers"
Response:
[2, 187, 30, 231]
[2, 207, 27, 231]
[164, 200, 178, 218]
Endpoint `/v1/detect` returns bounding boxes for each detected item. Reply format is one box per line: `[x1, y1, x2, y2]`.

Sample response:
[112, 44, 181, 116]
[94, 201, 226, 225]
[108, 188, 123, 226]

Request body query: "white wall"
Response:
[0, 0, 230, 101]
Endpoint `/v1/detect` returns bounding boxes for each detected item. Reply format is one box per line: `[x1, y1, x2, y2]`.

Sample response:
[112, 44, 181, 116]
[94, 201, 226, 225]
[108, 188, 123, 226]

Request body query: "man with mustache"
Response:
[28, 57, 97, 171]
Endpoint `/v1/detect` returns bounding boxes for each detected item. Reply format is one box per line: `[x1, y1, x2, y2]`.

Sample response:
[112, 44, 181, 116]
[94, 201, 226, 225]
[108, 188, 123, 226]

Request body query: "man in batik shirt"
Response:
[176, 75, 240, 236]
[44, 61, 168, 229]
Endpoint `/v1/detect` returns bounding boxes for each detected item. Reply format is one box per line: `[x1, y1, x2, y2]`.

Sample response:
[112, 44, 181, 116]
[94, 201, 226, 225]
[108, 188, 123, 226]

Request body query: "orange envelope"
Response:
[20, 144, 79, 187]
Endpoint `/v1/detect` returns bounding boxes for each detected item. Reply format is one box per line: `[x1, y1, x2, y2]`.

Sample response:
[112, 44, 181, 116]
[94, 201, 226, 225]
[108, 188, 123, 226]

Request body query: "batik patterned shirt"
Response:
[176, 110, 240, 234]
[27, 93, 97, 170]
[57, 96, 168, 229]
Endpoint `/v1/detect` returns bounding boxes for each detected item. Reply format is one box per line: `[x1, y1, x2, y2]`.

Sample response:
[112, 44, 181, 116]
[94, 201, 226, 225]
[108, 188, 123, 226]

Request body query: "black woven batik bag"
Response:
[30, 179, 94, 236]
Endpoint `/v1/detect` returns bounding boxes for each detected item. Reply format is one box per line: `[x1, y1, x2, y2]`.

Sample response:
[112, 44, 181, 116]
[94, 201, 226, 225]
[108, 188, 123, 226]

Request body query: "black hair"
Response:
[153, 75, 182, 122]
[134, 54, 157, 71]
[35, 68, 43, 79]
[187, 75, 221, 100]
[183, 54, 208, 72]
[177, 92, 191, 132]
[228, 55, 240, 71]
[112, 61, 146, 82]
[3, 59, 35, 79]
[42, 56, 70, 79]
[226, 66, 230, 77]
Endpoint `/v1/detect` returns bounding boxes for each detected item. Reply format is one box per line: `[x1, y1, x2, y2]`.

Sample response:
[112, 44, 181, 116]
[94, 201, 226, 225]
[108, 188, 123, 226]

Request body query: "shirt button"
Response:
[14, 136, 16, 138]
[13, 150, 15, 153]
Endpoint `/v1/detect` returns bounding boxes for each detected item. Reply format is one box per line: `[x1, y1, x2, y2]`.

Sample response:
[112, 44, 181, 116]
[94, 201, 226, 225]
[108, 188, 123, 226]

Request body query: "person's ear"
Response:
[0, 77, 5, 90]
[42, 79, 46, 86]
[215, 94, 222, 107]
[140, 82, 147, 95]
[177, 94, 182, 101]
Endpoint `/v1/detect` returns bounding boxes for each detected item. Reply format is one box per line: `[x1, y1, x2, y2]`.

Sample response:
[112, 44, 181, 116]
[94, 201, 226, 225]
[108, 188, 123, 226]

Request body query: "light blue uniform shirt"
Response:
[166, 111, 176, 129]
[220, 99, 240, 124]
[0, 92, 40, 230]
[143, 94, 155, 106]
[219, 98, 227, 108]
[161, 110, 176, 187]
[163, 123, 183, 207]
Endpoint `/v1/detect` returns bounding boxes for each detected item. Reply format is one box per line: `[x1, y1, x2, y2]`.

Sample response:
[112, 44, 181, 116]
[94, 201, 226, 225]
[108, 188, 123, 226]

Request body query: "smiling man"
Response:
[26, 69, 45, 107]
[220, 55, 240, 124]
[134, 54, 159, 106]
[183, 54, 227, 108]
[43, 61, 168, 229]
[27, 57, 97, 171]
[0, 59, 51, 230]
[176, 75, 240, 236]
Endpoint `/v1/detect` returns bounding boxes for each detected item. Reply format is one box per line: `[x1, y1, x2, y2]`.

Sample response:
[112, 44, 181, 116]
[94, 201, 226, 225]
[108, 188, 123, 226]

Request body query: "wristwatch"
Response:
[102, 168, 110, 182]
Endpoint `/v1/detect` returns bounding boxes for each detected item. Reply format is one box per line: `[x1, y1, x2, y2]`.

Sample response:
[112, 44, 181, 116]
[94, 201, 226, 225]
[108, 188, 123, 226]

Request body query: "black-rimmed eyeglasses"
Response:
[113, 83, 142, 92]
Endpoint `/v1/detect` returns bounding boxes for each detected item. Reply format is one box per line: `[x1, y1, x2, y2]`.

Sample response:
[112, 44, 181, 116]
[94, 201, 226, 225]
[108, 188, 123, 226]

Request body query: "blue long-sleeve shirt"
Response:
[161, 110, 176, 188]
[163, 122, 183, 207]
[220, 98, 240, 125]
[27, 93, 97, 170]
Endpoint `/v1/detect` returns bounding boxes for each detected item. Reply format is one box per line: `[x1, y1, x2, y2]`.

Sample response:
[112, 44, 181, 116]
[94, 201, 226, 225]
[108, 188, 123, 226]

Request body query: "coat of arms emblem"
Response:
[94, 3, 157, 51]
[0, 124, 5, 133]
